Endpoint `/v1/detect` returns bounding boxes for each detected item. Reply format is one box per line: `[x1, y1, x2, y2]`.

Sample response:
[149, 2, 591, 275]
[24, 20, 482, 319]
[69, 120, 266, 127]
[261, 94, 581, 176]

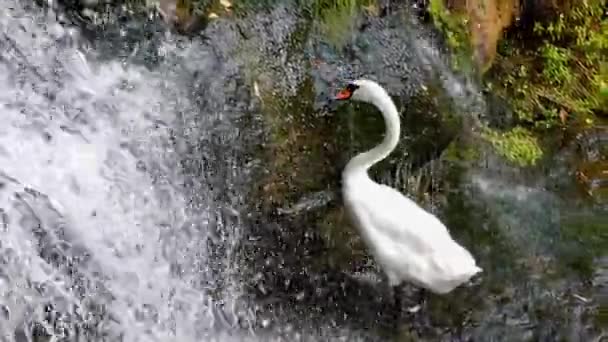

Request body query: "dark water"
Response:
[0, 1, 605, 341]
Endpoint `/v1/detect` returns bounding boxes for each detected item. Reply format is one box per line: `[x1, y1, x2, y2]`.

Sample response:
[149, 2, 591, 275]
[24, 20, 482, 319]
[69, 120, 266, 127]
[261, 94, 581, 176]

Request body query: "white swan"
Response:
[334, 79, 482, 299]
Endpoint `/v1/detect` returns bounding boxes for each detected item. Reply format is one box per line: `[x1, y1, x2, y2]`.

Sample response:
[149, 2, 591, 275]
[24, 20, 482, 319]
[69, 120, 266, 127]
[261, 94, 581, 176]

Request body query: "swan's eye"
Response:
[335, 83, 359, 100]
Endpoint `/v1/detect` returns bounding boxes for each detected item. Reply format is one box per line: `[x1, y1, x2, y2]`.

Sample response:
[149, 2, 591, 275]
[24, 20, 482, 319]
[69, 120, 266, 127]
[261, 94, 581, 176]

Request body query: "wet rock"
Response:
[576, 123, 608, 163]
[158, 0, 233, 34]
[432, 0, 590, 71]
[519, 0, 589, 23]
[80, 0, 100, 7]
[576, 160, 608, 202]
[19, 0, 606, 339]
[434, 0, 520, 71]
[159, 0, 205, 32]
[467, 0, 520, 72]
[574, 122, 608, 203]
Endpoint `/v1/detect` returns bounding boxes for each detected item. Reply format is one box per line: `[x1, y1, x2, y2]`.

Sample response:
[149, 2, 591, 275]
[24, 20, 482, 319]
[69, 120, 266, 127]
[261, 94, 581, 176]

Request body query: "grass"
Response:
[427, 0, 474, 71]
[481, 126, 543, 167]
[299, 0, 376, 47]
[491, 1, 607, 129]
[426, 0, 608, 167]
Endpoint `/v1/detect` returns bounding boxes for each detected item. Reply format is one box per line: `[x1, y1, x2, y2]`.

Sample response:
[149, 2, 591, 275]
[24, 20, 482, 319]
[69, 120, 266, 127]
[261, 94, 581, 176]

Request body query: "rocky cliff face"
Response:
[22, 1, 605, 340]
[441, 0, 590, 71]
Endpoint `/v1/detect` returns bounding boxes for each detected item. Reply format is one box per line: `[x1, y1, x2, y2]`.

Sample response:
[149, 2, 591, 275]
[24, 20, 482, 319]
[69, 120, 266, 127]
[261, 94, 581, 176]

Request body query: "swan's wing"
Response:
[348, 182, 453, 254]
[346, 182, 481, 290]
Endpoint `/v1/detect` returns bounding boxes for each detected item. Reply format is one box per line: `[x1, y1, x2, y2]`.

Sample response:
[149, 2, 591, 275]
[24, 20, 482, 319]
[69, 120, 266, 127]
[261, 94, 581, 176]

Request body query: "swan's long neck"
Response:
[344, 91, 400, 176]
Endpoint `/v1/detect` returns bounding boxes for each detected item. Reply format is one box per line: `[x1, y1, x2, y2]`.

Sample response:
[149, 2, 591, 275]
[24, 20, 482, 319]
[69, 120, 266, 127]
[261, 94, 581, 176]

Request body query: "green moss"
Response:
[427, 0, 473, 71]
[253, 74, 346, 212]
[482, 126, 543, 167]
[558, 212, 608, 277]
[317, 5, 357, 47]
[317, 206, 368, 270]
[482, 1, 607, 170]
[598, 62, 608, 110]
[492, 1, 607, 129]
[428, 0, 465, 49]
[601, 81, 608, 98]
[230, 0, 281, 14]
[301, 0, 375, 48]
[176, 0, 205, 16]
[443, 138, 481, 163]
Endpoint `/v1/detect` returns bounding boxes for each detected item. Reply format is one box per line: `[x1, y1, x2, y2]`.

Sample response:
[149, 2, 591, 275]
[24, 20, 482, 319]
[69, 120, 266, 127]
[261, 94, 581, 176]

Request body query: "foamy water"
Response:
[2, 1, 604, 341]
[0, 2, 236, 340]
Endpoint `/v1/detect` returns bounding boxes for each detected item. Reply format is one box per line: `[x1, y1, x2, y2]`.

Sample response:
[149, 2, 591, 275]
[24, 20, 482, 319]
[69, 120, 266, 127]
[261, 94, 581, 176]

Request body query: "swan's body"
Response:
[335, 79, 481, 295]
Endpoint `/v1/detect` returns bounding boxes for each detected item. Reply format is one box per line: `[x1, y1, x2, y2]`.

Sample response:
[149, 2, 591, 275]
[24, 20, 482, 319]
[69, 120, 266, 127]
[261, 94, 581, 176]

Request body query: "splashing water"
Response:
[0, 2, 249, 341]
[2, 1, 605, 341]
[0, 2, 367, 341]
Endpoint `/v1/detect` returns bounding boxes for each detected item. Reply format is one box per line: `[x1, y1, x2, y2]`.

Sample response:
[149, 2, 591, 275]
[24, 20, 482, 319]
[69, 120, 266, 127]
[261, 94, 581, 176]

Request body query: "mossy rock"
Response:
[307, 0, 377, 48]
[317, 205, 369, 271]
[254, 75, 343, 212]
[557, 211, 608, 277]
[427, 0, 519, 72]
[251, 75, 370, 272]
[481, 126, 543, 167]
[576, 160, 608, 202]
[488, 2, 606, 129]
[427, 0, 473, 71]
[251, 74, 465, 275]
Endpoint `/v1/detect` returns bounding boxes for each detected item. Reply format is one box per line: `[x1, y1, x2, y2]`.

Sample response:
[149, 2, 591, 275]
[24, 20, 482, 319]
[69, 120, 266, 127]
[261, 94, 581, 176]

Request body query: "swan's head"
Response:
[334, 79, 386, 104]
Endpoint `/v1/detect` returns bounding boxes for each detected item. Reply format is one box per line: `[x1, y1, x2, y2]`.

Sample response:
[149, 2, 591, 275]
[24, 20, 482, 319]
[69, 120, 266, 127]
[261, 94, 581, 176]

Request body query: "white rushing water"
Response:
[0, 3, 376, 340]
[3, 2, 603, 341]
[0, 2, 252, 341]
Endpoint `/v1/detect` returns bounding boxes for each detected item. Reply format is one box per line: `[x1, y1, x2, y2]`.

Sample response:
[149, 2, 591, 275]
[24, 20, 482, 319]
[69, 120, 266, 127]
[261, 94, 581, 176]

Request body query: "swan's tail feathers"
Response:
[430, 264, 481, 294]
[428, 248, 482, 294]
[457, 264, 482, 282]
[453, 252, 482, 279]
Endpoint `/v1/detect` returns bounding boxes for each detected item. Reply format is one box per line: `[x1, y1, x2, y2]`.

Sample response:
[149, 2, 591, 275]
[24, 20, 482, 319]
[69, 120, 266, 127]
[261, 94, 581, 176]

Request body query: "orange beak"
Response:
[335, 88, 352, 100]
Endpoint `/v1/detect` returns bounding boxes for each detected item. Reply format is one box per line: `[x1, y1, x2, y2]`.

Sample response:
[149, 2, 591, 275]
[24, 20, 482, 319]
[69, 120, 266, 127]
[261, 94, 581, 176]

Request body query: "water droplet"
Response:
[0, 304, 9, 320]
[136, 160, 147, 172]
[261, 318, 271, 328]
[43, 132, 52, 142]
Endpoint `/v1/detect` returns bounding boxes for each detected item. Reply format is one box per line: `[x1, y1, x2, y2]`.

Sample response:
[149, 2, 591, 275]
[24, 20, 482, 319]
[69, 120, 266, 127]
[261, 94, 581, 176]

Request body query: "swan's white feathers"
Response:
[345, 176, 448, 249]
[344, 176, 481, 293]
[339, 78, 481, 295]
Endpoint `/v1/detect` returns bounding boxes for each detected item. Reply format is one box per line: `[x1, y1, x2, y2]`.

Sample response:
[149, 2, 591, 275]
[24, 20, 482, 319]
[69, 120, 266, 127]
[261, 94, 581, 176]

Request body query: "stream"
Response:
[0, 0, 606, 341]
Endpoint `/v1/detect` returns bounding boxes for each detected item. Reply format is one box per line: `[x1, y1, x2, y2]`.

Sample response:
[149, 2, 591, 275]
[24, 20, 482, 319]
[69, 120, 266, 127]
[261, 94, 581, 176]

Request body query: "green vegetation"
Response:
[482, 126, 543, 166]
[253, 76, 344, 210]
[299, 0, 375, 47]
[179, 0, 229, 17]
[428, 0, 469, 51]
[252, 74, 372, 272]
[174, 0, 376, 46]
[492, 1, 607, 129]
[601, 79, 608, 99]
[427, 0, 473, 71]
[443, 138, 481, 163]
[426, 0, 608, 167]
[558, 212, 608, 277]
[230, 0, 281, 14]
